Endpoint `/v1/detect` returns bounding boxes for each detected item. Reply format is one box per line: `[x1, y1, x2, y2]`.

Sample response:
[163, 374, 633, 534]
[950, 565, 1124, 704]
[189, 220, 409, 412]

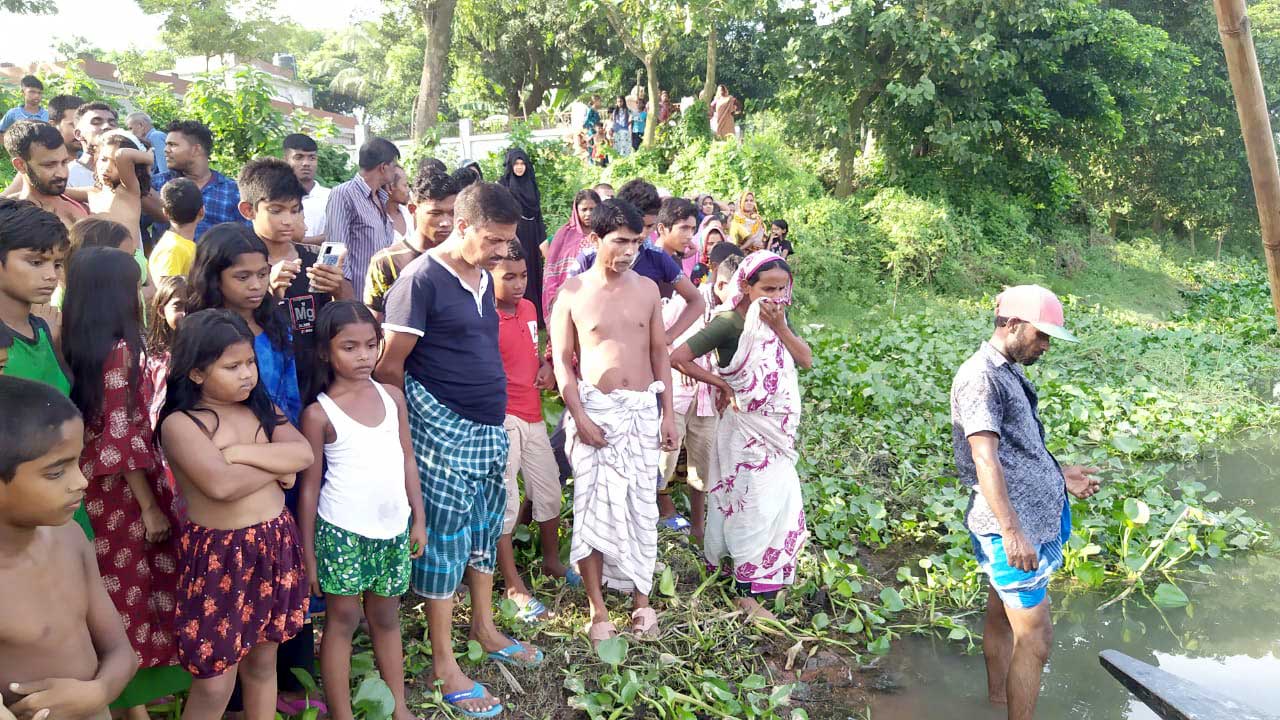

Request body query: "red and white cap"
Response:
[995, 285, 1078, 343]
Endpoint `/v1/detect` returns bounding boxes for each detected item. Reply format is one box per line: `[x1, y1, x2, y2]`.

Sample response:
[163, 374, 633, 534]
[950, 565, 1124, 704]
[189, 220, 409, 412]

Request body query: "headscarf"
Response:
[695, 194, 716, 224]
[694, 215, 726, 266]
[499, 147, 541, 217]
[730, 191, 765, 249]
[724, 249, 791, 310]
[543, 198, 593, 315]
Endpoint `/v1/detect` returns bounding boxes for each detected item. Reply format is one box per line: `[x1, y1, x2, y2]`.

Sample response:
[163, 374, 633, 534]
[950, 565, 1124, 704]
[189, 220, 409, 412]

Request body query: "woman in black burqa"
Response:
[499, 147, 547, 324]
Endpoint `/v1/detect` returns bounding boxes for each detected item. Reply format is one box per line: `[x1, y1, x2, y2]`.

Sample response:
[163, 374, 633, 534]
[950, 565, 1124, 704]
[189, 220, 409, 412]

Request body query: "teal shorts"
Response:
[315, 516, 411, 597]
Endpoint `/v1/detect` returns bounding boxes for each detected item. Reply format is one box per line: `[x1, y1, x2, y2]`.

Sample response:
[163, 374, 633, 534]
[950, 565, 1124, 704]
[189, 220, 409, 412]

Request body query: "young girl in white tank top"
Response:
[296, 301, 427, 720]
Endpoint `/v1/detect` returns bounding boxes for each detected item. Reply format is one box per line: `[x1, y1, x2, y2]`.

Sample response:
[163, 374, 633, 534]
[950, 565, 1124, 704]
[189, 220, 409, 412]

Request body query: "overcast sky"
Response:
[6, 0, 383, 64]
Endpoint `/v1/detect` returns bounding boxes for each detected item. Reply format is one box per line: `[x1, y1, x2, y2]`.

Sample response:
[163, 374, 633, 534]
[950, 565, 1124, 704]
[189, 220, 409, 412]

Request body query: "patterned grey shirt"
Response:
[950, 341, 1066, 544]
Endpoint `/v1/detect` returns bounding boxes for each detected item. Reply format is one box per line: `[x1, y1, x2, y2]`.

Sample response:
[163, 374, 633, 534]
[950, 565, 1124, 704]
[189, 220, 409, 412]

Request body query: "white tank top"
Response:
[316, 381, 411, 539]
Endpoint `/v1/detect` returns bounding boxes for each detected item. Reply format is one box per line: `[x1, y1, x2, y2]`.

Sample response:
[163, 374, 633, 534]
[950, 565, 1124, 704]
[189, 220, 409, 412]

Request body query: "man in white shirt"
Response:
[283, 133, 330, 245]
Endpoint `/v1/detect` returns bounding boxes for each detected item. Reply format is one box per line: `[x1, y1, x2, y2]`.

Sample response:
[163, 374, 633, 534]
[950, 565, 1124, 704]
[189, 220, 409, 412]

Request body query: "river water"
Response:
[868, 443, 1280, 719]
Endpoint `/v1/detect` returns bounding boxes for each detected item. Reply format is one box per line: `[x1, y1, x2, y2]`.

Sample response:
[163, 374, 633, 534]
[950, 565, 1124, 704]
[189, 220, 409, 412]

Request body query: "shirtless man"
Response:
[2, 121, 88, 230]
[0, 376, 138, 720]
[551, 197, 677, 646]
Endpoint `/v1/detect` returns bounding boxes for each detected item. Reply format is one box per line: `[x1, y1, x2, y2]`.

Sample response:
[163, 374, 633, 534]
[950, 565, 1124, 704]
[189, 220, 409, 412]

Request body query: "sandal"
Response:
[660, 515, 692, 533]
[586, 619, 618, 649]
[487, 634, 545, 669]
[442, 681, 503, 718]
[630, 607, 660, 639]
[564, 567, 583, 587]
[515, 597, 550, 623]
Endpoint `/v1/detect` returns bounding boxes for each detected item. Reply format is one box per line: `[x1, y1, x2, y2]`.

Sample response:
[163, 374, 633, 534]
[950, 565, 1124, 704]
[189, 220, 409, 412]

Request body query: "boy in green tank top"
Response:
[0, 198, 84, 534]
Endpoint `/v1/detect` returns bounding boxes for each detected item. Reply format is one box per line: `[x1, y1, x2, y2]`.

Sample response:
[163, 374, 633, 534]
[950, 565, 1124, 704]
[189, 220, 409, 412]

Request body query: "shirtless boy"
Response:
[0, 376, 138, 720]
[551, 198, 677, 646]
[2, 121, 88, 230]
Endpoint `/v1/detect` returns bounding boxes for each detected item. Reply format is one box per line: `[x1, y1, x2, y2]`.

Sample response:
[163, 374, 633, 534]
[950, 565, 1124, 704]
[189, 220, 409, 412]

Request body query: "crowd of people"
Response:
[0, 80, 1103, 720]
[574, 85, 741, 166]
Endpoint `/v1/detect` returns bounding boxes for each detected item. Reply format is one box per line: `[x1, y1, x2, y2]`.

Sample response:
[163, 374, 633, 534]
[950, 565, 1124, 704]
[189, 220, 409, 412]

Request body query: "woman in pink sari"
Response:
[670, 251, 813, 620]
[541, 188, 601, 317]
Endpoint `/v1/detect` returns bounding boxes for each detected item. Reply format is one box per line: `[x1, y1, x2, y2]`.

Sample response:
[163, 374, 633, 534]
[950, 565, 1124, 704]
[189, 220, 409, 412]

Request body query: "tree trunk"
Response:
[700, 26, 717, 103]
[1215, 0, 1280, 329]
[643, 55, 659, 145]
[835, 84, 883, 197]
[412, 0, 458, 140]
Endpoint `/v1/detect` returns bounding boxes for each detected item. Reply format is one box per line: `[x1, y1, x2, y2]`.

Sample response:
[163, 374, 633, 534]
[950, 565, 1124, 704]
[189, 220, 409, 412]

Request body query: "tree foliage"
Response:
[137, 0, 282, 62]
[452, 0, 617, 121]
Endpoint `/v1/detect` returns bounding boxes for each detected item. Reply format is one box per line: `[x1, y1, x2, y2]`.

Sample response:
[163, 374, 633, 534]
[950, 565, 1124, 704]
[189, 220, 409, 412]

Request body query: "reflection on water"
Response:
[869, 442, 1280, 719]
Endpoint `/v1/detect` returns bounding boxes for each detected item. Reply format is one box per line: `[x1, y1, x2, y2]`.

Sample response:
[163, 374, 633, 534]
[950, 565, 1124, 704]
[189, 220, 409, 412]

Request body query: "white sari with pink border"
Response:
[705, 298, 807, 593]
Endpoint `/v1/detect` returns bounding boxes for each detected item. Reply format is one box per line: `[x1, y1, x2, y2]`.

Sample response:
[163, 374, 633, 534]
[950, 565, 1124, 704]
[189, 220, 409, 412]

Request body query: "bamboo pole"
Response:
[1215, 0, 1280, 329]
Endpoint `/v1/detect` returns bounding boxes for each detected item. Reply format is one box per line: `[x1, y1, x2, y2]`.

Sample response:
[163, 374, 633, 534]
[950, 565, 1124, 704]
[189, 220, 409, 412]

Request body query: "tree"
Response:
[1, 0, 53, 12]
[296, 14, 426, 135]
[135, 0, 281, 66]
[452, 0, 615, 121]
[410, 0, 459, 138]
[590, 0, 690, 144]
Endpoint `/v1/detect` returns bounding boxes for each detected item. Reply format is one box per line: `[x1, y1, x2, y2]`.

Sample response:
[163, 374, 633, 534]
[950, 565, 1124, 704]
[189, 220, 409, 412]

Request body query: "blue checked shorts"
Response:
[405, 376, 509, 599]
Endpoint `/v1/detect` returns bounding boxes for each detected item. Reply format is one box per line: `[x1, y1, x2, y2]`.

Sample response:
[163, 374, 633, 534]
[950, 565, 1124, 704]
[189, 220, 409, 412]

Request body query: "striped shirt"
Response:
[325, 173, 392, 301]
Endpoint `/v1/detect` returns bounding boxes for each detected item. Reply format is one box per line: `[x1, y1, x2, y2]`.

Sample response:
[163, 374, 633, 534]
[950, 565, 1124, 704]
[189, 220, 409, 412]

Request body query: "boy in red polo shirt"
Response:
[494, 239, 570, 621]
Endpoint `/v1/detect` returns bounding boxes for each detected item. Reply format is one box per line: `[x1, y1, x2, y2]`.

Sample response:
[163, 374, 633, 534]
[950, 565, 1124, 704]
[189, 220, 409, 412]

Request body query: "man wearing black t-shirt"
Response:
[376, 182, 542, 718]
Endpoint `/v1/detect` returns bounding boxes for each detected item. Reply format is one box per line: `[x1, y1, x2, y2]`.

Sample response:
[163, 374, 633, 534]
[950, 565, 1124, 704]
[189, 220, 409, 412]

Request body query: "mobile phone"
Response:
[310, 242, 345, 293]
[317, 241, 344, 267]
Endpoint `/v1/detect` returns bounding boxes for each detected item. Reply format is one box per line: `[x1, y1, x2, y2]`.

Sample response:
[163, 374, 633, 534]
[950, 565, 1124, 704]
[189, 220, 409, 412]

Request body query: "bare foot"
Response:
[988, 694, 1008, 705]
[433, 667, 500, 715]
[736, 596, 777, 622]
[542, 560, 569, 579]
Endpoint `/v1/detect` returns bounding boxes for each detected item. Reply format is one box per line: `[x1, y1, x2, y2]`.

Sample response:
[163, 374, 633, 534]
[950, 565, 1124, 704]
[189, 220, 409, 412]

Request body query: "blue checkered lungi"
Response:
[405, 376, 510, 599]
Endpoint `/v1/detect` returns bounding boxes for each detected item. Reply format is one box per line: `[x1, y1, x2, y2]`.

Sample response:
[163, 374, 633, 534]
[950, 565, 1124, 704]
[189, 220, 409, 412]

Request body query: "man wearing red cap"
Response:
[950, 284, 1101, 720]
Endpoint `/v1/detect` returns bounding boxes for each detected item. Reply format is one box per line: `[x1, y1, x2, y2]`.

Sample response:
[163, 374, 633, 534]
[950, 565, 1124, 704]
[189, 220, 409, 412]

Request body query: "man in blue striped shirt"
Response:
[147, 120, 249, 238]
[324, 137, 400, 301]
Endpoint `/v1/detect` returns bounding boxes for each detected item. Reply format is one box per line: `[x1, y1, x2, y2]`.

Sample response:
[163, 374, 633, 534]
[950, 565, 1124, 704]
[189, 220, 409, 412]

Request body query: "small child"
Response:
[494, 240, 568, 619]
[767, 219, 792, 258]
[0, 375, 138, 720]
[551, 199, 677, 647]
[61, 246, 187, 717]
[157, 309, 314, 718]
[85, 130, 153, 242]
[151, 177, 204, 281]
[145, 275, 190, 427]
[298, 301, 427, 720]
[591, 129, 609, 168]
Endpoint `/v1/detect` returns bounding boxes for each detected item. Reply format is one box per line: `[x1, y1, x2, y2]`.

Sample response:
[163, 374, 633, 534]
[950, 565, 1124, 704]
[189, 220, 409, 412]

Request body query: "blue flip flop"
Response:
[487, 634, 545, 669]
[515, 597, 549, 623]
[443, 681, 503, 718]
[564, 567, 583, 587]
[661, 515, 692, 533]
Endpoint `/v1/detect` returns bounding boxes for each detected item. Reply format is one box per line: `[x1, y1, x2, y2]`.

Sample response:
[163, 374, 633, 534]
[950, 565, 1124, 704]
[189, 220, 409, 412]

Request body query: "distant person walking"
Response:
[498, 147, 548, 324]
[0, 75, 47, 132]
[325, 137, 400, 302]
[126, 112, 168, 174]
[950, 285, 1101, 720]
[710, 85, 738, 140]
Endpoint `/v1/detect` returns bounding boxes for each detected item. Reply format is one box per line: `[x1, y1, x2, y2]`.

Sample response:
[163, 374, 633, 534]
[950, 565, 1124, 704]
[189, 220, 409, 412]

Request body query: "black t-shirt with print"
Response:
[281, 243, 332, 399]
